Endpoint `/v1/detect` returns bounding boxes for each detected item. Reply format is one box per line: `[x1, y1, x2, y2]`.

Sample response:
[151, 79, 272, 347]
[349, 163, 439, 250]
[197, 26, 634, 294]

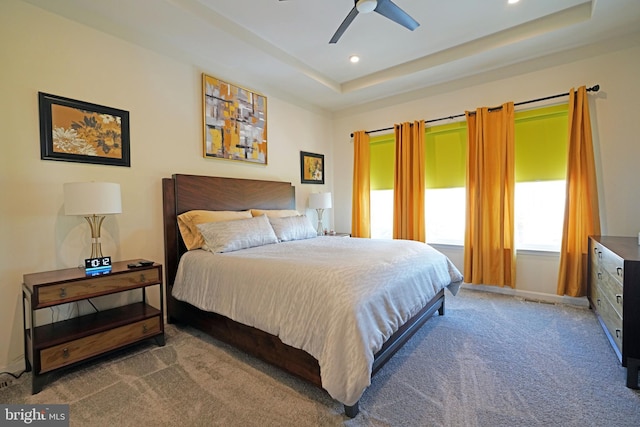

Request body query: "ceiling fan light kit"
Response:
[356, 0, 377, 13]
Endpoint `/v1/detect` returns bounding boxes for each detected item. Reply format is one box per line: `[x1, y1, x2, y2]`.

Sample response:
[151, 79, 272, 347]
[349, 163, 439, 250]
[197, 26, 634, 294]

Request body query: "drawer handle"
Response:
[616, 329, 622, 338]
[142, 324, 148, 334]
[139, 274, 146, 283]
[597, 272, 602, 279]
[62, 348, 69, 359]
[59, 288, 67, 298]
[597, 251, 602, 259]
[596, 298, 601, 307]
[616, 294, 622, 304]
[616, 267, 623, 277]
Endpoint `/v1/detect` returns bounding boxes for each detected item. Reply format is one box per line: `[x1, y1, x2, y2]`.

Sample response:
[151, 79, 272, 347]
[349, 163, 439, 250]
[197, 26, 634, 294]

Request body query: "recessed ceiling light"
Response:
[508, 0, 520, 4]
[349, 55, 360, 63]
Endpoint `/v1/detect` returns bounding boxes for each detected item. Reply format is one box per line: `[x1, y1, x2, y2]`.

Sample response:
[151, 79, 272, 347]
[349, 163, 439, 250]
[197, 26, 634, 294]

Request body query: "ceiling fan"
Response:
[330, 0, 420, 44]
[280, 0, 420, 44]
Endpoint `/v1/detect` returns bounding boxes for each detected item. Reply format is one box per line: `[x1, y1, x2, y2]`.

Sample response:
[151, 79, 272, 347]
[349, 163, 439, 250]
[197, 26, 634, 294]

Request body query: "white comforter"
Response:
[171, 237, 463, 406]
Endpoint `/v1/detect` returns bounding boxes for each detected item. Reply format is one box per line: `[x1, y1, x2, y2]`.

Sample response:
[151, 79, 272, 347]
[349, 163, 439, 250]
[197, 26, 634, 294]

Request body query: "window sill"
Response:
[428, 242, 560, 257]
[516, 248, 560, 257]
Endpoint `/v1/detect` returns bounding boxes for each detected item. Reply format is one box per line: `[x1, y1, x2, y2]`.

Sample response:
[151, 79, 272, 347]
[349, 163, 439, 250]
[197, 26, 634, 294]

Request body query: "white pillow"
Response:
[197, 214, 278, 253]
[268, 215, 317, 242]
[177, 209, 252, 250]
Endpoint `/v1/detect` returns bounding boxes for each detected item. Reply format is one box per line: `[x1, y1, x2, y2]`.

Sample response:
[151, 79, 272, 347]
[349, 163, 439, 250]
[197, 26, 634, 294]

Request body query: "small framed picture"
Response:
[38, 92, 130, 167]
[300, 151, 324, 184]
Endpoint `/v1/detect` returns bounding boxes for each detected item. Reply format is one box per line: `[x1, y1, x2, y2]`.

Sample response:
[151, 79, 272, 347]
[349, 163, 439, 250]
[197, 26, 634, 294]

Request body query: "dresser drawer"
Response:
[590, 249, 623, 317]
[592, 283, 623, 353]
[39, 316, 161, 373]
[598, 270, 623, 317]
[591, 241, 604, 269]
[593, 243, 624, 287]
[36, 268, 161, 307]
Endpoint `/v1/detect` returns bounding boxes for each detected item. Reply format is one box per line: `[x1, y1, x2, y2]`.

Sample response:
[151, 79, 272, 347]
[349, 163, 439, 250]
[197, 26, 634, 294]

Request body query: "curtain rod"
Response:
[350, 84, 600, 138]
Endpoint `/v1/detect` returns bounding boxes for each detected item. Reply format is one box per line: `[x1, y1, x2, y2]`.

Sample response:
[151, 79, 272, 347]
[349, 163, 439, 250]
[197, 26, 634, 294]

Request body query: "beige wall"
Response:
[331, 37, 640, 302]
[0, 1, 333, 372]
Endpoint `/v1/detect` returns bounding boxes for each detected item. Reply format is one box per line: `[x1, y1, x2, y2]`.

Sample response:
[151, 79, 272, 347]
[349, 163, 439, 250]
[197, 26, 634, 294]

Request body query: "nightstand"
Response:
[325, 232, 351, 237]
[22, 259, 165, 394]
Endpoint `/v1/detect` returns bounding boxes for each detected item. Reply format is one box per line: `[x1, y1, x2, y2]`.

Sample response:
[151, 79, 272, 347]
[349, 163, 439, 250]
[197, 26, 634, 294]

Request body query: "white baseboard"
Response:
[1, 360, 26, 377]
[460, 283, 590, 307]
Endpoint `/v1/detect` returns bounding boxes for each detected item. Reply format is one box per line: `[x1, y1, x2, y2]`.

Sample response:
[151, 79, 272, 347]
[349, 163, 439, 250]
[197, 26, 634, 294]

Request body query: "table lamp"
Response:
[64, 182, 122, 259]
[309, 192, 332, 236]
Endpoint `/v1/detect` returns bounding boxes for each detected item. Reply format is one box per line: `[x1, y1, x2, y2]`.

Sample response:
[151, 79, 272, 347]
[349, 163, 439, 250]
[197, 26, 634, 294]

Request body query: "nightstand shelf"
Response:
[22, 259, 165, 394]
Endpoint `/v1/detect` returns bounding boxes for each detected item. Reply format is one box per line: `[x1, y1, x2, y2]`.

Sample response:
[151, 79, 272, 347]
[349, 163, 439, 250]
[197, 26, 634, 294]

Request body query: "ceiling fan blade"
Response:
[330, 6, 359, 44]
[374, 0, 420, 31]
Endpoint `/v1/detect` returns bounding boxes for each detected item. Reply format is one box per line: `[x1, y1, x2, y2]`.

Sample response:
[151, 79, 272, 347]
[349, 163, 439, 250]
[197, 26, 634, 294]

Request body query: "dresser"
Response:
[588, 236, 640, 388]
[22, 259, 165, 394]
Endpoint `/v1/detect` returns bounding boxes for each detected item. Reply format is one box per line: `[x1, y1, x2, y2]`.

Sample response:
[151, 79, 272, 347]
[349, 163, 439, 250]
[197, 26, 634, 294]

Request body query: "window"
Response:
[515, 180, 565, 251]
[368, 104, 569, 251]
[370, 134, 394, 239]
[424, 121, 467, 245]
[514, 104, 568, 251]
[370, 123, 468, 244]
[425, 187, 466, 244]
[370, 189, 393, 239]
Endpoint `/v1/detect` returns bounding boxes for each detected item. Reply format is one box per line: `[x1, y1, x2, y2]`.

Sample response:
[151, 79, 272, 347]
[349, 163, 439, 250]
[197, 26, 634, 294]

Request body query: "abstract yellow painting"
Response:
[202, 74, 267, 164]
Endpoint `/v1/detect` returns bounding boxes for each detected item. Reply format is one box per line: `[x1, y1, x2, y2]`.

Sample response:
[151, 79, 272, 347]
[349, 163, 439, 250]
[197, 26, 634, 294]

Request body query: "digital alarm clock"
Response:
[85, 256, 112, 276]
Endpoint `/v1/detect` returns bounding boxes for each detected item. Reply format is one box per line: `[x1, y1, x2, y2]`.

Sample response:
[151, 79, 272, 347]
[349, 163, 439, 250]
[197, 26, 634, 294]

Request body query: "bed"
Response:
[162, 174, 463, 417]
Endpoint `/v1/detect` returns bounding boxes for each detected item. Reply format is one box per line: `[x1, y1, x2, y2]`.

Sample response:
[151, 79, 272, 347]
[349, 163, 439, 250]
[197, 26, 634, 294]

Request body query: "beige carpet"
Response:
[2, 289, 640, 426]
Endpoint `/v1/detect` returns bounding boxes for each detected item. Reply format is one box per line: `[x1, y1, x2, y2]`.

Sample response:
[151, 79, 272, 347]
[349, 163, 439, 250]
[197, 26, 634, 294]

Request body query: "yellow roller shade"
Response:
[425, 121, 467, 189]
[515, 104, 568, 182]
[369, 103, 568, 190]
[370, 133, 395, 190]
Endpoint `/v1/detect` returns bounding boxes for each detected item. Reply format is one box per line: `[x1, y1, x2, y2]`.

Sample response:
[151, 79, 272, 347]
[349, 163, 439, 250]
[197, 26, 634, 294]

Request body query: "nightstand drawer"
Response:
[39, 316, 161, 373]
[36, 268, 161, 307]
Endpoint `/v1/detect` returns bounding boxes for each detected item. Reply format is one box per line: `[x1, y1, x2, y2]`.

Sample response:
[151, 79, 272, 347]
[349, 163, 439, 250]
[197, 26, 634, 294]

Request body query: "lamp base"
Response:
[315, 208, 325, 236]
[85, 215, 106, 258]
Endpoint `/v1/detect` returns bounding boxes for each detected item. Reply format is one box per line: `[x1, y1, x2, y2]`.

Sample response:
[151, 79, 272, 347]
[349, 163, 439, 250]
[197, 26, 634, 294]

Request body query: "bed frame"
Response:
[162, 174, 445, 417]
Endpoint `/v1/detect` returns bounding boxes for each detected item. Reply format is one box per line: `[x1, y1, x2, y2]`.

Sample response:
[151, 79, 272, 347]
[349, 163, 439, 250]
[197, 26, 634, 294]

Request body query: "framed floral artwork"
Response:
[38, 92, 130, 167]
[202, 74, 267, 164]
[300, 151, 324, 184]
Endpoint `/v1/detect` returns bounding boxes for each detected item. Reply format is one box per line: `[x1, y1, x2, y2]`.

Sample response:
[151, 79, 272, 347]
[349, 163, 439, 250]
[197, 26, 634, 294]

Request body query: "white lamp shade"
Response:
[309, 192, 332, 209]
[64, 182, 122, 215]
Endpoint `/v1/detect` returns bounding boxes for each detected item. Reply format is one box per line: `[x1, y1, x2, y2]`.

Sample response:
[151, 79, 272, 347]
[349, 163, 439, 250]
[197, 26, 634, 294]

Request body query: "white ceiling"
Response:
[23, 0, 640, 113]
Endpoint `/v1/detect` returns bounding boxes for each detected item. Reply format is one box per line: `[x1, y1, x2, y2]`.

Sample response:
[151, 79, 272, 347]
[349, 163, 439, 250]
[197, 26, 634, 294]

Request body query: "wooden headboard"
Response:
[162, 174, 295, 287]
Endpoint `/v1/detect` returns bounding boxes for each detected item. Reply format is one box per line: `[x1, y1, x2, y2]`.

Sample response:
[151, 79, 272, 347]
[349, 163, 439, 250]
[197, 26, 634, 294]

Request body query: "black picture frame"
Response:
[38, 92, 130, 167]
[300, 151, 325, 184]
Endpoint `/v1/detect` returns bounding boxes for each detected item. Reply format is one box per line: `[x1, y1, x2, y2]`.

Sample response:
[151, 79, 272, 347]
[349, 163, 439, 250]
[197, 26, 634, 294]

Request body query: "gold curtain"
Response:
[393, 121, 425, 242]
[464, 103, 515, 287]
[351, 130, 371, 238]
[557, 86, 601, 297]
